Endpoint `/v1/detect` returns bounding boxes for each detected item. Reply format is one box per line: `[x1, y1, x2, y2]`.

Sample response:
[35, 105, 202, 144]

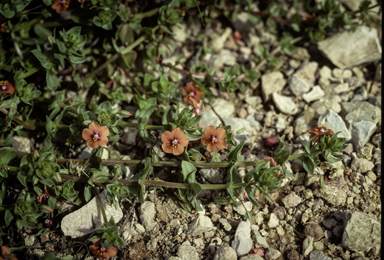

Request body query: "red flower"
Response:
[182, 82, 204, 106]
[45, 219, 53, 226]
[82, 122, 110, 148]
[263, 157, 277, 167]
[201, 126, 227, 153]
[52, 0, 71, 14]
[307, 124, 334, 143]
[161, 128, 189, 155]
[0, 246, 17, 260]
[233, 31, 242, 42]
[89, 241, 117, 260]
[264, 137, 279, 146]
[0, 80, 15, 95]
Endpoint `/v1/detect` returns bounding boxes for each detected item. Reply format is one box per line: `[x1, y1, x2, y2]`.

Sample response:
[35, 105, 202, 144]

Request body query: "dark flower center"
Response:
[60, 0, 69, 7]
[100, 247, 106, 253]
[171, 138, 179, 147]
[92, 132, 100, 141]
[0, 81, 8, 91]
[211, 135, 218, 144]
[188, 91, 195, 98]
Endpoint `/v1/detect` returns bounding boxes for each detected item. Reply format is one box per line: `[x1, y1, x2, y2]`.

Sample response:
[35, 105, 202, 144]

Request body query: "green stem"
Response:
[92, 187, 108, 223]
[134, 7, 160, 19]
[19, 68, 38, 79]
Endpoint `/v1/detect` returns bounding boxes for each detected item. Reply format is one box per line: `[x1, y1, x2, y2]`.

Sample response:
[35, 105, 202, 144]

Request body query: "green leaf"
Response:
[274, 149, 290, 165]
[246, 211, 254, 222]
[303, 156, 315, 175]
[181, 161, 197, 182]
[227, 140, 245, 162]
[0, 147, 17, 166]
[46, 71, 60, 90]
[5, 209, 13, 226]
[84, 185, 92, 202]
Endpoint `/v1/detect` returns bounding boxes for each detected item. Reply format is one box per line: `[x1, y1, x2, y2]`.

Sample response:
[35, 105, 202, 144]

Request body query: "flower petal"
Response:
[87, 140, 99, 149]
[88, 122, 100, 132]
[161, 131, 173, 143]
[207, 143, 217, 152]
[97, 137, 109, 147]
[216, 128, 226, 139]
[201, 135, 211, 146]
[216, 139, 227, 150]
[1, 246, 11, 256]
[172, 128, 184, 138]
[106, 247, 117, 258]
[89, 245, 99, 256]
[173, 145, 185, 155]
[179, 135, 189, 147]
[82, 129, 93, 141]
[204, 126, 216, 136]
[162, 143, 173, 154]
[99, 126, 110, 137]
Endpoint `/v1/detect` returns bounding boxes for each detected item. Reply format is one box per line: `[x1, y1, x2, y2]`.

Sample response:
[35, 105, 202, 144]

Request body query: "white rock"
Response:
[245, 96, 262, 106]
[262, 72, 286, 101]
[276, 117, 286, 132]
[303, 86, 325, 103]
[268, 213, 279, 228]
[317, 109, 351, 141]
[171, 23, 187, 42]
[210, 49, 237, 69]
[334, 83, 350, 93]
[253, 229, 269, 248]
[12, 136, 31, 153]
[209, 28, 232, 53]
[233, 201, 253, 216]
[289, 62, 318, 96]
[121, 127, 138, 145]
[213, 246, 237, 260]
[187, 215, 214, 237]
[177, 241, 199, 260]
[200, 169, 223, 183]
[201, 98, 235, 128]
[231, 220, 253, 256]
[222, 117, 253, 136]
[319, 66, 332, 78]
[61, 190, 123, 238]
[139, 201, 156, 231]
[272, 93, 298, 115]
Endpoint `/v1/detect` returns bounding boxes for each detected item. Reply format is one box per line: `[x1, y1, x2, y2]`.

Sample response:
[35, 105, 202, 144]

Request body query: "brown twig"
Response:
[0, 108, 36, 130]
[122, 68, 151, 99]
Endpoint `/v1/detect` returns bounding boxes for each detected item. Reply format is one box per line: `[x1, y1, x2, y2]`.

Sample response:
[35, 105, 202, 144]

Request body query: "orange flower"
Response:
[161, 128, 189, 155]
[89, 241, 117, 260]
[0, 246, 17, 260]
[182, 82, 204, 106]
[263, 157, 277, 167]
[82, 122, 110, 148]
[308, 124, 334, 143]
[52, 0, 70, 14]
[201, 126, 227, 152]
[0, 80, 15, 95]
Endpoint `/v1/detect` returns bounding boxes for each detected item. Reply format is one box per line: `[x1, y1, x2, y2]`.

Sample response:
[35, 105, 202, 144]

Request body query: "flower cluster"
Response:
[82, 122, 110, 148]
[0, 80, 15, 95]
[308, 124, 334, 143]
[161, 126, 227, 155]
[182, 82, 204, 108]
[89, 241, 117, 260]
[0, 246, 17, 260]
[51, 0, 90, 13]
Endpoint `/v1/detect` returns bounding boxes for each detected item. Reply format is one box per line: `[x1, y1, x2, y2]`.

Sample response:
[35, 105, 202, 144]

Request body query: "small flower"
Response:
[161, 128, 189, 155]
[82, 122, 110, 148]
[0, 80, 15, 95]
[307, 124, 334, 143]
[264, 136, 279, 146]
[45, 219, 53, 226]
[263, 157, 277, 167]
[89, 240, 117, 260]
[51, 0, 71, 14]
[250, 248, 264, 256]
[182, 82, 204, 106]
[0, 246, 18, 260]
[233, 31, 242, 42]
[201, 126, 227, 153]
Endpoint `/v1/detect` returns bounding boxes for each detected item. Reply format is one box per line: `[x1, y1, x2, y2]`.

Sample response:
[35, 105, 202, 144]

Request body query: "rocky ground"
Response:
[14, 10, 381, 260]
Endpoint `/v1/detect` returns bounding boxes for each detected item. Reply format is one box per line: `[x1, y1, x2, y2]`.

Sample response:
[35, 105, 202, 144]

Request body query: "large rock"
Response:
[201, 98, 235, 128]
[222, 117, 253, 136]
[313, 177, 348, 206]
[342, 211, 381, 253]
[303, 86, 325, 103]
[231, 220, 253, 256]
[261, 72, 286, 101]
[341, 101, 381, 149]
[139, 201, 156, 231]
[294, 107, 317, 136]
[317, 109, 351, 141]
[318, 26, 381, 69]
[213, 246, 237, 260]
[177, 241, 199, 260]
[289, 62, 318, 96]
[272, 93, 298, 115]
[187, 214, 214, 236]
[12, 136, 31, 154]
[61, 190, 123, 238]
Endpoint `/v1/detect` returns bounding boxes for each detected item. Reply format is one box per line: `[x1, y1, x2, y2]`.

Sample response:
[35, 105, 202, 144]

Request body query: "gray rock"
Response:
[289, 47, 310, 60]
[121, 127, 138, 146]
[201, 98, 235, 128]
[245, 96, 262, 106]
[209, 28, 232, 53]
[233, 12, 257, 33]
[311, 96, 342, 116]
[200, 169, 223, 183]
[272, 93, 298, 115]
[233, 201, 253, 216]
[231, 220, 253, 256]
[304, 223, 324, 241]
[357, 146, 373, 160]
[318, 26, 381, 69]
[319, 66, 332, 78]
[267, 213, 279, 228]
[219, 218, 232, 232]
[261, 72, 286, 101]
[12, 136, 31, 153]
[253, 230, 269, 248]
[334, 83, 350, 93]
[239, 255, 264, 260]
[289, 62, 318, 96]
[171, 23, 187, 42]
[351, 157, 374, 173]
[222, 117, 253, 136]
[282, 192, 302, 208]
[294, 107, 317, 135]
[139, 201, 156, 231]
[303, 85, 325, 103]
[372, 133, 381, 147]
[317, 109, 351, 141]
[187, 214, 214, 236]
[61, 190, 123, 238]
[209, 49, 237, 69]
[309, 250, 331, 260]
[322, 218, 338, 229]
[177, 241, 199, 260]
[265, 248, 281, 260]
[25, 235, 35, 246]
[78, 147, 92, 159]
[276, 117, 286, 132]
[313, 178, 348, 206]
[303, 236, 314, 256]
[246, 115, 262, 131]
[342, 101, 381, 149]
[296, 133, 310, 147]
[342, 211, 381, 253]
[213, 246, 237, 260]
